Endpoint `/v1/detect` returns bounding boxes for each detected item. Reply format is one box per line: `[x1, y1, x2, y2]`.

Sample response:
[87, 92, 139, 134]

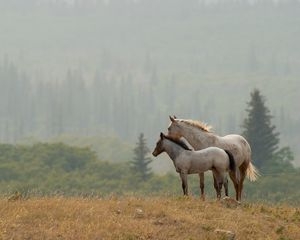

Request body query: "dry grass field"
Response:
[0, 196, 299, 240]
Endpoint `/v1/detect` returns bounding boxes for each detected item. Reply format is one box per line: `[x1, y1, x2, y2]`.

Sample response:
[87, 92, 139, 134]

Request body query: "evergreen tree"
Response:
[130, 133, 152, 181]
[242, 89, 280, 169]
[271, 146, 295, 173]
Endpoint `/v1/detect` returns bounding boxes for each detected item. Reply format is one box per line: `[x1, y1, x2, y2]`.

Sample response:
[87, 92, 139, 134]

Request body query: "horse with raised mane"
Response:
[167, 116, 259, 201]
[152, 132, 236, 199]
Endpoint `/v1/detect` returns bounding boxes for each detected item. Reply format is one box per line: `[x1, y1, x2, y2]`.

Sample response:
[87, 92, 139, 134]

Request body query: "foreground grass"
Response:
[0, 196, 299, 240]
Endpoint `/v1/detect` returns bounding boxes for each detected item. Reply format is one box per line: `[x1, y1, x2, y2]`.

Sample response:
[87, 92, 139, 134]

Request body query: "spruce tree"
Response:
[130, 133, 152, 181]
[242, 89, 280, 169]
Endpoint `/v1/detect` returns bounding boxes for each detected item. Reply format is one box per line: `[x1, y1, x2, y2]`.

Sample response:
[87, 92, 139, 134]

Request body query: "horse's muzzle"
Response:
[152, 150, 158, 157]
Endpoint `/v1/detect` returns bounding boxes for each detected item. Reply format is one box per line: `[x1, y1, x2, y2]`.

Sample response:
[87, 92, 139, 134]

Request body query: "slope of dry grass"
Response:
[0, 196, 299, 240]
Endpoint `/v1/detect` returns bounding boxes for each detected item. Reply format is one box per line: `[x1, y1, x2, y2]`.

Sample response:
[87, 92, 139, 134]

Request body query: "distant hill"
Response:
[49, 134, 134, 163]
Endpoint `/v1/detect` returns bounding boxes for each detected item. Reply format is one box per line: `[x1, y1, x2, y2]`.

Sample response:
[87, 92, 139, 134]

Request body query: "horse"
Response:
[167, 116, 259, 201]
[152, 132, 236, 200]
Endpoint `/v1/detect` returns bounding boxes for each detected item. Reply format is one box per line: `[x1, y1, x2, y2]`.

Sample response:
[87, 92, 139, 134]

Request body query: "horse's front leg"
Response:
[199, 172, 205, 200]
[180, 172, 188, 196]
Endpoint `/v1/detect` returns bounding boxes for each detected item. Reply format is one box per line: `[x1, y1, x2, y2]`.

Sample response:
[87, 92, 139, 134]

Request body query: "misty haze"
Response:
[0, 1, 300, 239]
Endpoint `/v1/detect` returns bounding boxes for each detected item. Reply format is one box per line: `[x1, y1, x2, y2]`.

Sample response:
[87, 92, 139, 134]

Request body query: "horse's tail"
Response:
[246, 162, 260, 182]
[224, 150, 236, 172]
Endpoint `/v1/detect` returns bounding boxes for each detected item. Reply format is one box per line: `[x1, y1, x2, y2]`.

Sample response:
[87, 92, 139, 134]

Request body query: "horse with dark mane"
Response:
[152, 133, 236, 200]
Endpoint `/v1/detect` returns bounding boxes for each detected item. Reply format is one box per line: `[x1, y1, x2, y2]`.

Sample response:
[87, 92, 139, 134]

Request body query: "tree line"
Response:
[0, 60, 298, 147]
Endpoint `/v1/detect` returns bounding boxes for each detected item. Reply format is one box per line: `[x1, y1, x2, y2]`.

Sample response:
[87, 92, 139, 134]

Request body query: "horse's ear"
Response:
[169, 115, 175, 122]
[160, 132, 165, 139]
[173, 115, 177, 119]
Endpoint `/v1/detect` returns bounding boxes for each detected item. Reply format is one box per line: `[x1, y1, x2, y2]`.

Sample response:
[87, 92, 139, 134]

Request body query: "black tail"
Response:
[224, 150, 236, 172]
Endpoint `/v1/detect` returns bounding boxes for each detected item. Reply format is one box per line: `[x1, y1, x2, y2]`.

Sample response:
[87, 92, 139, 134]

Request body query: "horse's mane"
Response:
[164, 135, 192, 151]
[178, 119, 213, 132]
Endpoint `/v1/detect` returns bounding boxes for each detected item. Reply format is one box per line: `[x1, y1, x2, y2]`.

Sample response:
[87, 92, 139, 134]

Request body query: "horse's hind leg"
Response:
[212, 173, 219, 198]
[239, 172, 245, 201]
[212, 170, 223, 200]
[229, 171, 239, 201]
[218, 181, 223, 200]
[238, 162, 248, 201]
[218, 173, 226, 200]
[180, 172, 188, 196]
[224, 176, 229, 197]
[199, 172, 205, 200]
[235, 168, 241, 201]
[216, 179, 223, 200]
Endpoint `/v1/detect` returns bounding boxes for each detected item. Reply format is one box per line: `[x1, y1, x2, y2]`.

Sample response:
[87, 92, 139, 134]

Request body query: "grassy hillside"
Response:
[1, 197, 299, 240]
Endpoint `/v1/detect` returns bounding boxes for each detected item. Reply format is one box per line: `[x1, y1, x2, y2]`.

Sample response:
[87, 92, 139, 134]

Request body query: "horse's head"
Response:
[167, 116, 214, 150]
[167, 115, 184, 138]
[152, 132, 166, 157]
